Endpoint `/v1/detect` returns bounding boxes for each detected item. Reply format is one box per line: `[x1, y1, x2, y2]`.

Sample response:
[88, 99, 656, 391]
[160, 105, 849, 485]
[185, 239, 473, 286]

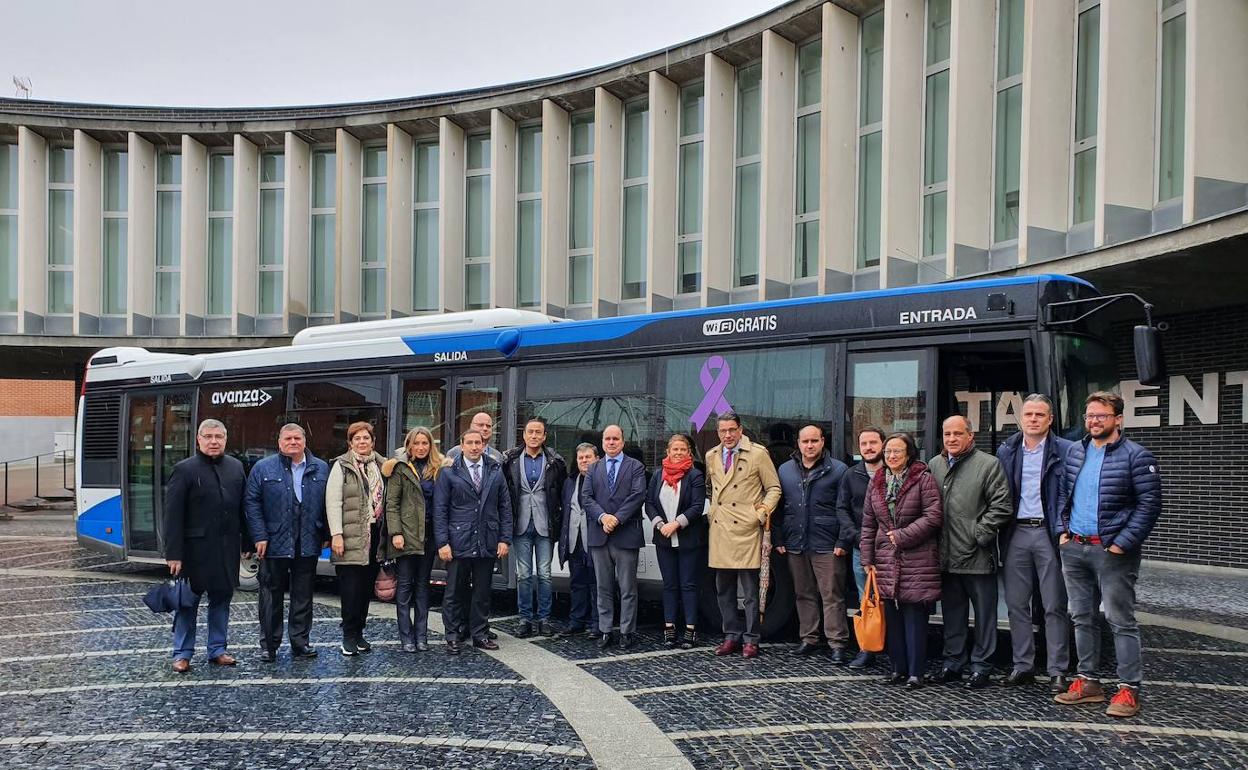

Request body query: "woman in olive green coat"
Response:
[382, 426, 442, 652]
[326, 421, 386, 657]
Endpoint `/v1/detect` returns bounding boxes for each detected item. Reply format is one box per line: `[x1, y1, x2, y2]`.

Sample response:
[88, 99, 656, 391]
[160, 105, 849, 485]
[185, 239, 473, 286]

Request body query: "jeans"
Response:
[851, 549, 867, 605]
[1062, 540, 1143, 685]
[566, 545, 598, 630]
[513, 520, 554, 622]
[884, 601, 930, 678]
[394, 532, 436, 644]
[172, 588, 233, 660]
[655, 545, 703, 627]
[257, 555, 317, 652]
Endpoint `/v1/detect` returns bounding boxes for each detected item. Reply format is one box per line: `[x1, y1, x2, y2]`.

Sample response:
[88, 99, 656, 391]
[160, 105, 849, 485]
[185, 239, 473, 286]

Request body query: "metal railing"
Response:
[2, 450, 74, 508]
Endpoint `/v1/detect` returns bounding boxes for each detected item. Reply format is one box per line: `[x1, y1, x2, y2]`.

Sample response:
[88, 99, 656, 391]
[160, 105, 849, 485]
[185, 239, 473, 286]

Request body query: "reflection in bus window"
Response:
[521, 362, 654, 464]
[1053, 334, 1119, 438]
[289, 378, 386, 461]
[939, 342, 1028, 455]
[401, 378, 447, 449]
[847, 352, 927, 455]
[197, 385, 286, 473]
[453, 377, 501, 452]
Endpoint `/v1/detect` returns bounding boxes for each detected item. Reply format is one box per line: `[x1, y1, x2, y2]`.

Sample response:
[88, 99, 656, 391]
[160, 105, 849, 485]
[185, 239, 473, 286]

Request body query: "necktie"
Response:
[723, 448, 734, 473]
[471, 463, 482, 491]
[607, 458, 618, 490]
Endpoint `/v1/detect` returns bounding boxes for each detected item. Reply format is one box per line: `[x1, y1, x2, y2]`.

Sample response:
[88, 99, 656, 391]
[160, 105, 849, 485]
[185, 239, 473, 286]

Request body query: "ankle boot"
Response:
[681, 626, 697, 649]
[663, 625, 677, 648]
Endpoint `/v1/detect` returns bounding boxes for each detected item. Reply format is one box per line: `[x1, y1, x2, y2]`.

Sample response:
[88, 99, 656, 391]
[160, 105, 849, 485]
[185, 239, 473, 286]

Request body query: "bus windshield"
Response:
[1052, 333, 1120, 438]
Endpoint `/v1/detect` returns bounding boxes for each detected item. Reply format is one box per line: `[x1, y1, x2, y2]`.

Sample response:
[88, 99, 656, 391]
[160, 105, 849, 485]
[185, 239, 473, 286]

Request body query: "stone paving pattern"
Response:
[1, 532, 1247, 769]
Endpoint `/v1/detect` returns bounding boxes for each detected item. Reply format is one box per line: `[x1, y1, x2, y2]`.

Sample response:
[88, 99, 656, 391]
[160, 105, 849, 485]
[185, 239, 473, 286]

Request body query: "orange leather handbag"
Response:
[853, 569, 886, 653]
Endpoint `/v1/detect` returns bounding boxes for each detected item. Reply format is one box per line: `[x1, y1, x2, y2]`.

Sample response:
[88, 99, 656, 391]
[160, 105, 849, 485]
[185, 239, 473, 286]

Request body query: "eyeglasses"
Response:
[882, 449, 907, 456]
[1083, 413, 1117, 422]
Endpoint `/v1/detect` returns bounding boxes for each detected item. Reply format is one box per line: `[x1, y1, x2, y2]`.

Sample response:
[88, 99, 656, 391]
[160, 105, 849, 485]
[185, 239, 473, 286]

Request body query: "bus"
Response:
[74, 274, 1158, 635]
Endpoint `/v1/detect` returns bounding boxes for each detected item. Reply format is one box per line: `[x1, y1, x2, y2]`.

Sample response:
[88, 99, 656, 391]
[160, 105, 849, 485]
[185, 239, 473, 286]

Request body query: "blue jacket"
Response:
[776, 452, 849, 553]
[582, 453, 647, 550]
[243, 451, 329, 559]
[996, 431, 1073, 549]
[433, 454, 514, 559]
[644, 466, 708, 550]
[1060, 433, 1162, 553]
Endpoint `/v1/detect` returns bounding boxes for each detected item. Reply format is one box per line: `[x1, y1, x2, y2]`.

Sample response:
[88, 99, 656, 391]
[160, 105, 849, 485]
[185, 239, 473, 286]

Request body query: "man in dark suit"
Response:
[433, 429, 513, 655]
[559, 443, 600, 638]
[163, 418, 249, 673]
[582, 424, 647, 649]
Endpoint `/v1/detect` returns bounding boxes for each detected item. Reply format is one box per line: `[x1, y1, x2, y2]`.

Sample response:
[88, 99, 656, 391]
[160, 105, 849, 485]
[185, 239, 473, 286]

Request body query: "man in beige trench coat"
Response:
[706, 412, 782, 659]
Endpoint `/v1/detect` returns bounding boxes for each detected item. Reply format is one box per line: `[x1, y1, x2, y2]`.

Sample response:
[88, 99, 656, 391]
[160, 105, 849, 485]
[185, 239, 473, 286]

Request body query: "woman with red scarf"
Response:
[645, 433, 708, 648]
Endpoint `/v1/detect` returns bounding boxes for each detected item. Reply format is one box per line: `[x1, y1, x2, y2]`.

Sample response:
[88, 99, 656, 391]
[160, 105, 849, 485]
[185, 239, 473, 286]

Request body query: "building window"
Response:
[794, 40, 821, 280]
[465, 132, 491, 310]
[733, 63, 761, 287]
[155, 151, 181, 317]
[258, 151, 284, 317]
[516, 124, 542, 309]
[993, 0, 1025, 243]
[1, 143, 19, 314]
[206, 152, 234, 317]
[1158, 0, 1186, 203]
[1071, 2, 1100, 225]
[857, 12, 884, 269]
[568, 112, 594, 307]
[412, 139, 439, 312]
[678, 82, 704, 295]
[102, 149, 128, 316]
[310, 149, 336, 316]
[360, 146, 387, 316]
[622, 99, 649, 301]
[922, 0, 951, 258]
[47, 146, 74, 316]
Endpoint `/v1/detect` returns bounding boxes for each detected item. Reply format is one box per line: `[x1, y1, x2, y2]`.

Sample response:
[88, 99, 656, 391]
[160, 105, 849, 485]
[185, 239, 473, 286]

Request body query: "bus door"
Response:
[397, 370, 504, 455]
[123, 390, 194, 557]
[845, 349, 935, 457]
[936, 339, 1032, 455]
[450, 372, 505, 453]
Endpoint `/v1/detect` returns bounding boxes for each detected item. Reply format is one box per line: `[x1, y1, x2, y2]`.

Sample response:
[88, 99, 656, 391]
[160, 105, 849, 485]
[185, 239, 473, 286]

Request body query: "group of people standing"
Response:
[160, 388, 1160, 719]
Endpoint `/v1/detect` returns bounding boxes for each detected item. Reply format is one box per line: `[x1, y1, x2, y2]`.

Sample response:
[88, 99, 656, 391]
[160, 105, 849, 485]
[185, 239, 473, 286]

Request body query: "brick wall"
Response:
[0, 379, 75, 417]
[1111, 304, 1248, 570]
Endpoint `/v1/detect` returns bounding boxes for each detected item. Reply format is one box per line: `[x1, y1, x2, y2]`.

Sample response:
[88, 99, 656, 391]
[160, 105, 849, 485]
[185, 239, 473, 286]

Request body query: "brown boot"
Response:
[1053, 676, 1106, 705]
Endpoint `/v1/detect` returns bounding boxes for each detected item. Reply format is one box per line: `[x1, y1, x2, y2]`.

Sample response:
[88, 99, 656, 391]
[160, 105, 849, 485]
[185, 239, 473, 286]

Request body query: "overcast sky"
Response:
[1, 0, 782, 108]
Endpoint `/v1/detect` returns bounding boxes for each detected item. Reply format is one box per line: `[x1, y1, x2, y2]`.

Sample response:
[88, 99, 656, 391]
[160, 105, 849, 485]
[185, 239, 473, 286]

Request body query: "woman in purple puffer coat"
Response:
[860, 432, 943, 690]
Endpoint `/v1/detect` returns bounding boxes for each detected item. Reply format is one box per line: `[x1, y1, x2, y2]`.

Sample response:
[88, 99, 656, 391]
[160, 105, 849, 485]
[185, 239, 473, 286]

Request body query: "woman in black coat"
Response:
[645, 433, 707, 648]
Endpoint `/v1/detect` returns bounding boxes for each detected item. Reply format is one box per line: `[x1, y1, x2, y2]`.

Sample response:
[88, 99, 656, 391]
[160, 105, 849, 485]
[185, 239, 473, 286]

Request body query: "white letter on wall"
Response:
[1226, 371, 1248, 423]
[1168, 373, 1219, 426]
[1120, 379, 1162, 429]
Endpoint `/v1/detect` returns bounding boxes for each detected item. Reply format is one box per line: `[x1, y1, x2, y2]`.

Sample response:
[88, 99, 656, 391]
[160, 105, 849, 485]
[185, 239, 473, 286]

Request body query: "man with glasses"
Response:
[1055, 391, 1161, 718]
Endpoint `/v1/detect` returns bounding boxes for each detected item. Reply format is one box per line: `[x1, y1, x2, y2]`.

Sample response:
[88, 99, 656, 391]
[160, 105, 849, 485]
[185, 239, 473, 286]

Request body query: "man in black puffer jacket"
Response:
[1055, 391, 1161, 720]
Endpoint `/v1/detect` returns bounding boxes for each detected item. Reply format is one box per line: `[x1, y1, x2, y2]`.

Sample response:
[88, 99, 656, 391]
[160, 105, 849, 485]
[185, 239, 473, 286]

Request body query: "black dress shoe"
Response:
[1003, 670, 1035, 687]
[882, 672, 908, 685]
[597, 632, 615, 649]
[291, 646, 318, 658]
[928, 668, 962, 684]
[793, 642, 820, 656]
[964, 672, 992, 689]
[259, 649, 277, 663]
[848, 651, 874, 669]
[400, 642, 418, 653]
[416, 640, 430, 652]
[906, 676, 923, 690]
[354, 637, 372, 653]
[1050, 675, 1070, 693]
[472, 637, 500, 651]
[446, 640, 461, 655]
[538, 621, 557, 636]
[487, 630, 498, 640]
[516, 622, 535, 639]
[829, 647, 849, 664]
[618, 632, 637, 650]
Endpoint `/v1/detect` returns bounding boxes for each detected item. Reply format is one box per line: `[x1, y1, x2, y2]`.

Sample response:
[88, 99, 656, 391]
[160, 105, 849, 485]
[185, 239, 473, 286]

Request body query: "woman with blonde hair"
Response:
[327, 421, 386, 656]
[382, 426, 443, 652]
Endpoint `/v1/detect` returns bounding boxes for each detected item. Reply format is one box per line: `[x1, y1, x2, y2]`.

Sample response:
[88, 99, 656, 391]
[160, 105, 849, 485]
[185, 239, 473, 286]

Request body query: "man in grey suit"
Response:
[582, 425, 647, 650]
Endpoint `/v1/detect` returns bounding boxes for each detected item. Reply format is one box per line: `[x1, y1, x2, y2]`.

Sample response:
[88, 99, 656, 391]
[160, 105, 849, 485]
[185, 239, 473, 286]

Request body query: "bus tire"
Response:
[238, 554, 260, 592]
[760, 552, 796, 641]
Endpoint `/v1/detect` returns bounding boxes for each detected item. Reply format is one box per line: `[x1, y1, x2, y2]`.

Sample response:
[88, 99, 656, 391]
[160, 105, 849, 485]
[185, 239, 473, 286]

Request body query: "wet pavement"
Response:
[0, 520, 1245, 769]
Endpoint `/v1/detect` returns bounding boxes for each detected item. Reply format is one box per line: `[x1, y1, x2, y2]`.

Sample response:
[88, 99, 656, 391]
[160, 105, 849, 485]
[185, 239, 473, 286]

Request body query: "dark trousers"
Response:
[941, 572, 999, 674]
[442, 557, 495, 642]
[656, 545, 703, 628]
[336, 561, 379, 640]
[884, 601, 931, 677]
[566, 545, 598, 630]
[716, 567, 760, 644]
[258, 555, 317, 652]
[394, 532, 436, 644]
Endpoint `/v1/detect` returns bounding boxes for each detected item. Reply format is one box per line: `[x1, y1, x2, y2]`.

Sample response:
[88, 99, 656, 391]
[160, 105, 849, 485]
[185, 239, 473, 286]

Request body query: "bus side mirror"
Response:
[1134, 325, 1166, 386]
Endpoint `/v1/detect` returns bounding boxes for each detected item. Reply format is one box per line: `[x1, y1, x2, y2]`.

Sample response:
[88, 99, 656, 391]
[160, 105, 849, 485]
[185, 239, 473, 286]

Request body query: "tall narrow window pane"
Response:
[678, 242, 702, 295]
[1072, 148, 1097, 225]
[0, 143, 18, 209]
[733, 163, 760, 286]
[795, 221, 818, 280]
[310, 214, 335, 314]
[1158, 12, 1186, 202]
[259, 189, 283, 266]
[48, 190, 73, 266]
[156, 271, 179, 316]
[413, 208, 439, 311]
[208, 154, 233, 212]
[624, 102, 649, 180]
[993, 85, 1023, 241]
[362, 185, 386, 314]
[571, 114, 595, 157]
[516, 199, 541, 307]
[261, 153, 284, 185]
[997, 0, 1025, 80]
[466, 175, 491, 259]
[48, 271, 73, 315]
[157, 192, 181, 267]
[569, 113, 595, 307]
[622, 184, 647, 300]
[48, 144, 76, 312]
[102, 219, 127, 315]
[858, 12, 885, 270]
[680, 84, 705, 136]
[207, 217, 232, 315]
[927, 0, 952, 65]
[414, 143, 439, 204]
[157, 152, 181, 185]
[860, 14, 885, 127]
[48, 147, 73, 184]
[363, 147, 387, 179]
[103, 151, 128, 212]
[924, 71, 950, 187]
[857, 132, 882, 267]
[796, 113, 820, 216]
[467, 135, 491, 171]
[1074, 6, 1100, 143]
[736, 64, 762, 158]
[679, 142, 704, 238]
[465, 262, 489, 309]
[570, 163, 594, 250]
[312, 151, 336, 209]
[922, 191, 947, 258]
[797, 41, 821, 110]
[259, 271, 282, 318]
[569, 253, 592, 306]
[0, 214, 16, 313]
[518, 126, 542, 195]
[362, 267, 385, 316]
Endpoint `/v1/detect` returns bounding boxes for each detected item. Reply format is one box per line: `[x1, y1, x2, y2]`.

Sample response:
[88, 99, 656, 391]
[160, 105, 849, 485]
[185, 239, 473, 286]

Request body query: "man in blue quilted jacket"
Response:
[1054, 391, 1161, 719]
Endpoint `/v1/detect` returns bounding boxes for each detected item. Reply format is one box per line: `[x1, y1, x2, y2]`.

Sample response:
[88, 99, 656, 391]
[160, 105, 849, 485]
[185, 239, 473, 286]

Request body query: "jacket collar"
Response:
[1081, 431, 1127, 452]
[789, 449, 831, 476]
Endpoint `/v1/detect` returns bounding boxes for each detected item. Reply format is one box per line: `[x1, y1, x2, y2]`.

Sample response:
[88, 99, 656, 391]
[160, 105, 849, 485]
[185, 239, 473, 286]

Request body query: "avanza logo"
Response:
[701, 314, 778, 336]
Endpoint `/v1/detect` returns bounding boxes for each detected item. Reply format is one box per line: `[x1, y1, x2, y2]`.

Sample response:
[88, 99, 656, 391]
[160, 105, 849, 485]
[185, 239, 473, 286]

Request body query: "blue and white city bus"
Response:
[74, 274, 1159, 634]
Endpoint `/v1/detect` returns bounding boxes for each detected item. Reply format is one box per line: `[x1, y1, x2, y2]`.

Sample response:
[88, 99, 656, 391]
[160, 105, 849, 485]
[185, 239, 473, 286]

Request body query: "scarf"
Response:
[354, 453, 384, 523]
[884, 467, 908, 516]
[661, 456, 694, 489]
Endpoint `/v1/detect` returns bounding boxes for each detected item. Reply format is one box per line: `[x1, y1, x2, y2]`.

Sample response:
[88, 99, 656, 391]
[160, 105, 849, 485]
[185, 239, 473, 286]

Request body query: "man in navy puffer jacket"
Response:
[1054, 391, 1161, 719]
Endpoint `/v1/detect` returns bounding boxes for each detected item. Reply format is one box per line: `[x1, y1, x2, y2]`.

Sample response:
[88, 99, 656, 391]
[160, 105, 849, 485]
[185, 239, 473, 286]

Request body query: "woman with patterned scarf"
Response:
[327, 421, 387, 657]
[860, 431, 943, 690]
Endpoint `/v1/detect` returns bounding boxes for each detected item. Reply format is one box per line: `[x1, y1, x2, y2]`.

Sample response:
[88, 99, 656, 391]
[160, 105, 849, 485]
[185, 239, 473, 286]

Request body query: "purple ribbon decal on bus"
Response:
[690, 355, 733, 431]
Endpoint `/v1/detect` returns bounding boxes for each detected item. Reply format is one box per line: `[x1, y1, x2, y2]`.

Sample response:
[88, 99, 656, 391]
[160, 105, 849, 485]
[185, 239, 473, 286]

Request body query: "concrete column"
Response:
[387, 124, 414, 317]
[179, 135, 207, 335]
[126, 133, 156, 335]
[336, 129, 362, 322]
[72, 130, 102, 334]
[285, 132, 311, 332]
[541, 99, 570, 317]
[1017, 1, 1075, 264]
[646, 72, 678, 312]
[879, 0, 924, 287]
[758, 30, 796, 300]
[701, 54, 734, 307]
[945, 0, 995, 277]
[231, 135, 259, 334]
[439, 118, 465, 313]
[1096, 0, 1157, 247]
[592, 87, 623, 316]
[490, 109, 517, 310]
[820, 3, 859, 293]
[16, 127, 47, 334]
[1186, 0, 1248, 221]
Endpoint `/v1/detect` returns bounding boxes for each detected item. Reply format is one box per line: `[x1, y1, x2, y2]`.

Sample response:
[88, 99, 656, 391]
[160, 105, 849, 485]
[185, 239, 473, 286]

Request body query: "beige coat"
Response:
[705, 436, 782, 569]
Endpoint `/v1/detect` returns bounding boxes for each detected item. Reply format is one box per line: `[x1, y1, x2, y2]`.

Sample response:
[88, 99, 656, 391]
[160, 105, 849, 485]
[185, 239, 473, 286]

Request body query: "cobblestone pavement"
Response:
[1, 532, 1246, 769]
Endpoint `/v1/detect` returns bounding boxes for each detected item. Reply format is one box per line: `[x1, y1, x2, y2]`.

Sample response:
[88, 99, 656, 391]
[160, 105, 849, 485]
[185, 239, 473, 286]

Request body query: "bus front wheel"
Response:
[239, 554, 260, 592]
